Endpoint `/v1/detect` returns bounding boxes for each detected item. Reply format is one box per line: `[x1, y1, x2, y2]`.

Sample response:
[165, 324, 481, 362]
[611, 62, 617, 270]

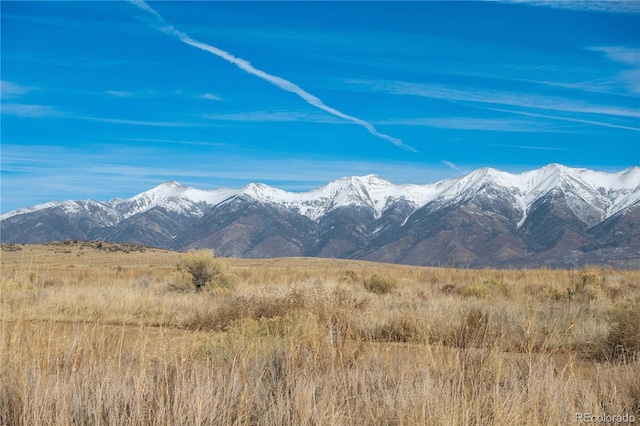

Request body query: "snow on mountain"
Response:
[1, 201, 62, 220]
[261, 175, 435, 220]
[410, 164, 640, 227]
[112, 180, 240, 218]
[513, 164, 640, 225]
[228, 174, 440, 220]
[2, 165, 638, 226]
[122, 165, 638, 226]
[3, 164, 639, 268]
[0, 199, 121, 226]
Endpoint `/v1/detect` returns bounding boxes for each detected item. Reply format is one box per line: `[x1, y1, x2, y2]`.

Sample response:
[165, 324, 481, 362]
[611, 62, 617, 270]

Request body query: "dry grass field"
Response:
[1, 241, 639, 425]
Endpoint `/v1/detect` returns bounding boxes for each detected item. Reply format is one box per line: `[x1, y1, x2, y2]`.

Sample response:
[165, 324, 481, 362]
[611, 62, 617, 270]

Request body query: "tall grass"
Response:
[2, 244, 639, 424]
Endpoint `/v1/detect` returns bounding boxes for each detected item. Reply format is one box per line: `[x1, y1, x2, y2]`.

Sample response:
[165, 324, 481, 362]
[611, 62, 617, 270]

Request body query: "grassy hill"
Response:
[2, 242, 639, 424]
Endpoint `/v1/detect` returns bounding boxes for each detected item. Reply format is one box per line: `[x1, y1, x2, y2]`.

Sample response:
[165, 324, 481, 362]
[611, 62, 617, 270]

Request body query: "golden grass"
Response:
[1, 242, 639, 425]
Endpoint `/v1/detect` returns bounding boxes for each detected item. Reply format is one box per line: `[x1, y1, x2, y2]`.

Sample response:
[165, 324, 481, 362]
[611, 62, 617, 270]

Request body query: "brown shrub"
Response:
[363, 274, 396, 295]
[177, 249, 223, 291]
[603, 299, 640, 362]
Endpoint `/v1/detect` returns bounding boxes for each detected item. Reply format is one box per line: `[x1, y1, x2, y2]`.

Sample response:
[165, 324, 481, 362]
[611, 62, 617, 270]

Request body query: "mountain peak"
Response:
[333, 174, 379, 185]
[543, 163, 566, 171]
[2, 164, 638, 269]
[3, 164, 638, 225]
[237, 182, 291, 204]
[159, 180, 183, 188]
[353, 174, 388, 184]
[130, 180, 188, 202]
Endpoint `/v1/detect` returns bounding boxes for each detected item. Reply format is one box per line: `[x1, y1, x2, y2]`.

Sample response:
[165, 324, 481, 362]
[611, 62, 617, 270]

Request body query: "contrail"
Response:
[129, 0, 415, 152]
[442, 160, 465, 174]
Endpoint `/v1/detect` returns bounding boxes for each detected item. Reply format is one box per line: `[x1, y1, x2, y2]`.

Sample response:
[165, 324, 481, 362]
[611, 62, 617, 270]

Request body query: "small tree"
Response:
[177, 249, 222, 291]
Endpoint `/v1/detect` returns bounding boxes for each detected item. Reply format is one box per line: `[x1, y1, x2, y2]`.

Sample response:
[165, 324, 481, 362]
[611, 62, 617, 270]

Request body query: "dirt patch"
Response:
[1, 318, 199, 354]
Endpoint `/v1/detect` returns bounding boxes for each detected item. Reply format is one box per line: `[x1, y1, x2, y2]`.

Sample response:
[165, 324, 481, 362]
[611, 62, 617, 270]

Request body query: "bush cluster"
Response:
[362, 274, 396, 294]
[603, 299, 640, 363]
[175, 249, 236, 292]
[460, 279, 508, 298]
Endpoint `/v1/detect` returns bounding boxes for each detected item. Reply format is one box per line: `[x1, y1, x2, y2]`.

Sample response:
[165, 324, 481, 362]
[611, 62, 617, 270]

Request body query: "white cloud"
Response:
[203, 110, 344, 124]
[1, 103, 60, 118]
[616, 69, 640, 95]
[498, 0, 640, 15]
[79, 116, 204, 127]
[374, 117, 555, 132]
[0, 102, 210, 126]
[487, 108, 639, 132]
[1, 141, 457, 213]
[129, 0, 414, 152]
[118, 137, 234, 147]
[106, 90, 134, 98]
[355, 80, 639, 119]
[589, 46, 640, 67]
[348, 79, 640, 133]
[588, 46, 640, 95]
[441, 160, 466, 174]
[486, 143, 566, 151]
[0, 81, 35, 99]
[200, 93, 222, 101]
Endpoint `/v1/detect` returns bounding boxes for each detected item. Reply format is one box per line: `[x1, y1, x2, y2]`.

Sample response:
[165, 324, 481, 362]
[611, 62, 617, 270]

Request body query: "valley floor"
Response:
[1, 243, 639, 425]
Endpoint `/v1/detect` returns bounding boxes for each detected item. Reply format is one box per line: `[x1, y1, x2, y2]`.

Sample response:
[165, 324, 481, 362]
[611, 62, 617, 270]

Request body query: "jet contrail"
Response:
[129, 0, 415, 152]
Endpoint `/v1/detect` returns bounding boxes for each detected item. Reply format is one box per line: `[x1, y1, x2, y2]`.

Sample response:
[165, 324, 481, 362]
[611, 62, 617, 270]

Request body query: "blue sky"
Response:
[1, 0, 639, 213]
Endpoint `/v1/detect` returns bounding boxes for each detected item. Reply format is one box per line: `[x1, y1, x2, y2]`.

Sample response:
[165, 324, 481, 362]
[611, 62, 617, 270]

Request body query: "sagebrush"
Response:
[177, 249, 223, 291]
[2, 244, 639, 425]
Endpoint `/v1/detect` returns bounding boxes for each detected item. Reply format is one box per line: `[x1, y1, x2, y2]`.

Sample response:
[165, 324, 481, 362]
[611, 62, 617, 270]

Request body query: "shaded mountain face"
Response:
[2, 164, 639, 268]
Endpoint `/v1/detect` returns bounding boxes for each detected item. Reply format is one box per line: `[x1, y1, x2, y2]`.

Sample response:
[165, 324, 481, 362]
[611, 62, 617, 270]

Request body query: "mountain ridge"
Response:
[5, 163, 637, 224]
[2, 164, 639, 268]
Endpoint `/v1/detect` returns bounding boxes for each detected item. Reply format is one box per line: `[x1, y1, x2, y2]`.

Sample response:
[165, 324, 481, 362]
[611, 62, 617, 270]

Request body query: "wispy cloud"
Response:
[79, 116, 205, 127]
[588, 46, 640, 95]
[106, 89, 224, 100]
[203, 110, 344, 124]
[442, 160, 466, 174]
[498, 0, 640, 15]
[0, 102, 209, 127]
[200, 93, 222, 101]
[487, 107, 640, 132]
[106, 90, 134, 98]
[486, 143, 566, 151]
[1, 103, 61, 118]
[352, 80, 639, 120]
[590, 46, 640, 67]
[2, 142, 454, 213]
[374, 117, 556, 132]
[129, 0, 414, 152]
[1, 80, 36, 99]
[119, 137, 234, 147]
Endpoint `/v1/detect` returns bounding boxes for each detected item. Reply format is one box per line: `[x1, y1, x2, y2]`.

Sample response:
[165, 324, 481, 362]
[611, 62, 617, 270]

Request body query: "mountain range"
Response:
[2, 164, 639, 268]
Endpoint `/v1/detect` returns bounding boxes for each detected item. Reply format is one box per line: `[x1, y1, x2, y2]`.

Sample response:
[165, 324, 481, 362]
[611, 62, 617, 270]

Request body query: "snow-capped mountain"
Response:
[2, 164, 639, 268]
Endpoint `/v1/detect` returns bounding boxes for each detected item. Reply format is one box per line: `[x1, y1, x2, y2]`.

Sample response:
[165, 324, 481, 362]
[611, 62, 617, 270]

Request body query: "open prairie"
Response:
[1, 242, 639, 425]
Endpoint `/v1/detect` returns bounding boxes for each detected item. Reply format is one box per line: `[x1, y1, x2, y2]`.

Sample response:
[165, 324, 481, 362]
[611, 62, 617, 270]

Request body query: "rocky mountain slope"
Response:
[2, 164, 639, 268]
